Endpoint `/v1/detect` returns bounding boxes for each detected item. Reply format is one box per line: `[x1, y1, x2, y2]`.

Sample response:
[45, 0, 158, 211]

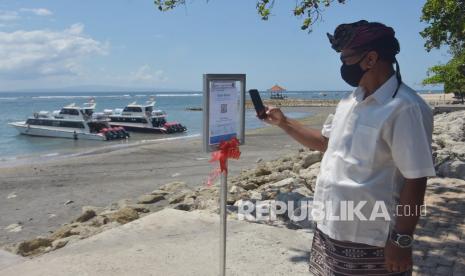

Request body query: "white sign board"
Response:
[209, 81, 238, 145]
[203, 74, 245, 152]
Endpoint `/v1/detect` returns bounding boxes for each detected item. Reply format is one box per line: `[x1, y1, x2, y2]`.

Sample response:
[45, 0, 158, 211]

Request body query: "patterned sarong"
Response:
[309, 228, 412, 275]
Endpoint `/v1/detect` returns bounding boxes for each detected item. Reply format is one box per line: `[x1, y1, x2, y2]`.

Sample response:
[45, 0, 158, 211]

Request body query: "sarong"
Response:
[309, 228, 412, 275]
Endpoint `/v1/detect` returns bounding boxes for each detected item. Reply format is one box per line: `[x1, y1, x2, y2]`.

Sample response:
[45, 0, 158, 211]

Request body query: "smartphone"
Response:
[248, 89, 267, 120]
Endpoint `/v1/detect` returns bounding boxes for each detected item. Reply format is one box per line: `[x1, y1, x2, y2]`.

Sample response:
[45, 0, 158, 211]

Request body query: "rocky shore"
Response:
[244, 93, 456, 109]
[432, 110, 465, 179]
[5, 110, 465, 261]
[245, 99, 339, 108]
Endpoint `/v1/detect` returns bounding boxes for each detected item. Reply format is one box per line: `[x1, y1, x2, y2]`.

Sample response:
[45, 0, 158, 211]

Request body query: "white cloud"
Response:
[130, 65, 167, 83]
[0, 10, 19, 21]
[20, 8, 53, 16]
[0, 23, 108, 80]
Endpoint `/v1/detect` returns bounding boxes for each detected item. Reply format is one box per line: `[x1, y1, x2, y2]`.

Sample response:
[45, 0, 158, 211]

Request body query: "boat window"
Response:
[26, 119, 85, 129]
[151, 117, 166, 127]
[83, 109, 93, 116]
[145, 106, 153, 113]
[123, 107, 142, 112]
[60, 108, 80, 116]
[110, 117, 148, 123]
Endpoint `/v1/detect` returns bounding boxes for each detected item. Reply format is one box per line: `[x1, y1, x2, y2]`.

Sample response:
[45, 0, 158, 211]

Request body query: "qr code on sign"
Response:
[221, 104, 227, 113]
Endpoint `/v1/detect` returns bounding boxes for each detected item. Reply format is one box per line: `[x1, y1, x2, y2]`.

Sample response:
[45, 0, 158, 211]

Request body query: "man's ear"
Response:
[365, 51, 379, 69]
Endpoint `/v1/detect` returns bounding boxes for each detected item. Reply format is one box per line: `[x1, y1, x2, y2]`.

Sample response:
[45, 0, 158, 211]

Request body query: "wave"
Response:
[41, 152, 60, 157]
[155, 93, 202, 97]
[0, 97, 19, 100]
[31, 95, 133, 100]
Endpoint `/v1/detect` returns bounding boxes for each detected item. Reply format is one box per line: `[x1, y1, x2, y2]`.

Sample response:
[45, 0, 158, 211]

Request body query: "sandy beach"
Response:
[0, 106, 335, 246]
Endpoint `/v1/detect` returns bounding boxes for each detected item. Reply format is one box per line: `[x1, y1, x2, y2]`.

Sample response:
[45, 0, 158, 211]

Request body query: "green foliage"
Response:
[423, 52, 465, 96]
[154, 0, 345, 31]
[420, 0, 465, 52]
[421, 0, 465, 95]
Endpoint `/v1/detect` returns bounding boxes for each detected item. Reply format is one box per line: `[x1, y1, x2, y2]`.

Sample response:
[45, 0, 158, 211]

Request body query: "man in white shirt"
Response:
[263, 20, 435, 275]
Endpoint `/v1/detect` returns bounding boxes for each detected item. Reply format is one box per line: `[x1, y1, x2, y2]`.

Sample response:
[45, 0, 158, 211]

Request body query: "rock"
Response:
[261, 189, 279, 200]
[137, 194, 165, 204]
[292, 186, 313, 197]
[51, 225, 76, 240]
[228, 185, 247, 203]
[115, 199, 132, 209]
[299, 162, 320, 187]
[15, 237, 52, 257]
[255, 165, 271, 177]
[151, 189, 169, 196]
[275, 191, 313, 227]
[88, 215, 110, 227]
[5, 223, 22, 233]
[300, 151, 322, 169]
[268, 178, 295, 189]
[229, 185, 244, 194]
[194, 197, 217, 211]
[173, 197, 195, 211]
[109, 207, 139, 224]
[238, 181, 259, 190]
[74, 209, 96, 223]
[115, 200, 150, 213]
[438, 160, 465, 180]
[159, 181, 188, 193]
[275, 161, 294, 172]
[126, 204, 150, 213]
[82, 205, 104, 214]
[168, 190, 193, 204]
[248, 191, 262, 200]
[293, 162, 304, 173]
[51, 239, 68, 250]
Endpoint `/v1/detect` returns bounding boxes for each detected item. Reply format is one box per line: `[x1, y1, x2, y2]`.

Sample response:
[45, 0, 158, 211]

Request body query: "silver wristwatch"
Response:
[390, 229, 413, 248]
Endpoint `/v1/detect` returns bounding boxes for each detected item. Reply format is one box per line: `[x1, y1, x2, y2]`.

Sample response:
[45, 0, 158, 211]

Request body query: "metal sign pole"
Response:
[202, 74, 245, 276]
[219, 159, 228, 276]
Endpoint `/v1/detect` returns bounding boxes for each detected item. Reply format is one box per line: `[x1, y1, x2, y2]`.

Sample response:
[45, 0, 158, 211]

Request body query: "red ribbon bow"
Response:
[206, 137, 241, 186]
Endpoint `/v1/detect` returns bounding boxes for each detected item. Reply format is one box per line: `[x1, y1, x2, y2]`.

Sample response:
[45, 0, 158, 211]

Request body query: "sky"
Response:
[0, 0, 450, 91]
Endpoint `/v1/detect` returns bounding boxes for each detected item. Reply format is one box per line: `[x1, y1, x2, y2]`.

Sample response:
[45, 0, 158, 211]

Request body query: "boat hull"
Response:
[109, 122, 167, 133]
[9, 122, 106, 141]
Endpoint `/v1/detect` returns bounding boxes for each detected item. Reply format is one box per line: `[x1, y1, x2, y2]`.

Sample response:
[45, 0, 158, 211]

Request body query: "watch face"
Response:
[398, 235, 412, 247]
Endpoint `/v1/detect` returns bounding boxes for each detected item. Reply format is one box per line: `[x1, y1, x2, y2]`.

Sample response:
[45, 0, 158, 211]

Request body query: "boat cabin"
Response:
[110, 100, 169, 128]
[25, 102, 107, 133]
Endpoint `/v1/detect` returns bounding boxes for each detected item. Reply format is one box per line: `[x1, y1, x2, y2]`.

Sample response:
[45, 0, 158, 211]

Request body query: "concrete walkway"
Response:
[0, 209, 312, 276]
[0, 250, 23, 271]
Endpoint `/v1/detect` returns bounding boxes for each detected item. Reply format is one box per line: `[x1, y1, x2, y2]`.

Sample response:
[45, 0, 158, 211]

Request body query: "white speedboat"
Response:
[9, 102, 130, 141]
[107, 100, 187, 134]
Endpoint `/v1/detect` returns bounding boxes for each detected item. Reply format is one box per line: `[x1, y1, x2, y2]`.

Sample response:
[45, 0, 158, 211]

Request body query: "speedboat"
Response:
[9, 101, 130, 141]
[106, 100, 187, 134]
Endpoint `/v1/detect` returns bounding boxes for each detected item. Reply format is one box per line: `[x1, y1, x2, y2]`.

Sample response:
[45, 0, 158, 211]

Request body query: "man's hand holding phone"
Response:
[263, 106, 287, 127]
[248, 89, 287, 127]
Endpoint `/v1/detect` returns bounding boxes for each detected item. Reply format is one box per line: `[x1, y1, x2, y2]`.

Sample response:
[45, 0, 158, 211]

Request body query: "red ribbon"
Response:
[206, 137, 241, 186]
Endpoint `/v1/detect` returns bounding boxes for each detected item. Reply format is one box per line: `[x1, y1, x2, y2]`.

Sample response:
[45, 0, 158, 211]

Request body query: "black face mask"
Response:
[340, 53, 369, 87]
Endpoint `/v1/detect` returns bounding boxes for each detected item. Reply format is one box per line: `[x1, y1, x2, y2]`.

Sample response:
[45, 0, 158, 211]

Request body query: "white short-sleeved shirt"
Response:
[313, 75, 436, 247]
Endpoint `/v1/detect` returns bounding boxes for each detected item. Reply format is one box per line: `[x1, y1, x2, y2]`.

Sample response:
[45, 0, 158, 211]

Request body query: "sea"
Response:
[0, 90, 440, 163]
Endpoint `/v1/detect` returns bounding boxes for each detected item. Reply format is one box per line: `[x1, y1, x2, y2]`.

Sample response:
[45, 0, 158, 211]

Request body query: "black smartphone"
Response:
[248, 89, 267, 120]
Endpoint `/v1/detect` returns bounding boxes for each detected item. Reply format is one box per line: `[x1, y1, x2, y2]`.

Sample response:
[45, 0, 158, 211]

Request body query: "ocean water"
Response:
[0, 90, 440, 161]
